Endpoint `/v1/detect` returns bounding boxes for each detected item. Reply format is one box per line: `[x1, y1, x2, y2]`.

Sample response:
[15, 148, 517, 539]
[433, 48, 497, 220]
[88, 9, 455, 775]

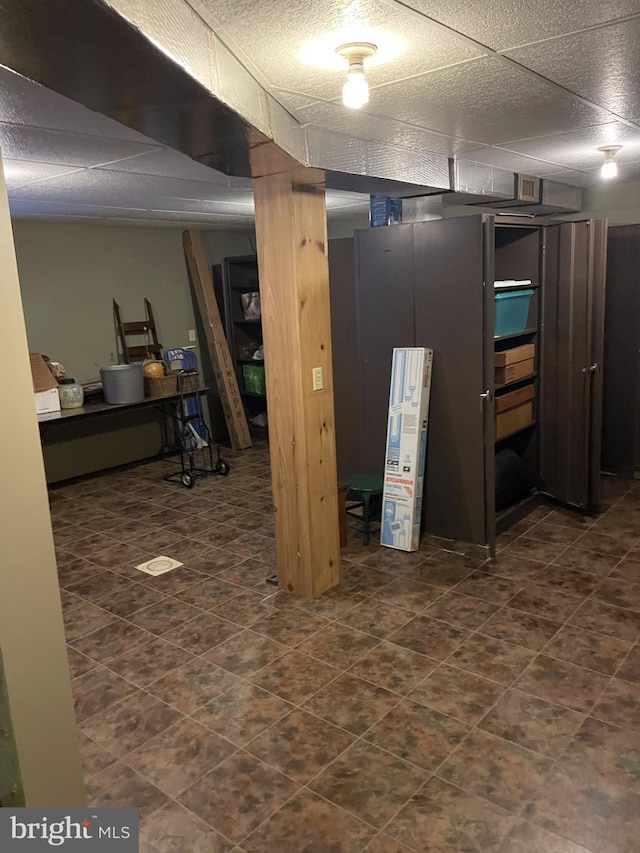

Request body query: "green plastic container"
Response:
[494, 289, 534, 337]
[243, 364, 265, 395]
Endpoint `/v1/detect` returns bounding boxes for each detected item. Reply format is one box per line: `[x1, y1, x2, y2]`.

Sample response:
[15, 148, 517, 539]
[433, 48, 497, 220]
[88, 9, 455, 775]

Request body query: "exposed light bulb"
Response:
[598, 145, 622, 180]
[342, 66, 369, 109]
[336, 42, 377, 110]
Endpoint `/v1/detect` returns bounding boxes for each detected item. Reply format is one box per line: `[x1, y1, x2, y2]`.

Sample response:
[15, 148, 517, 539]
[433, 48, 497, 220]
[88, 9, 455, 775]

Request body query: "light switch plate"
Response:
[312, 367, 323, 391]
[188, 329, 196, 341]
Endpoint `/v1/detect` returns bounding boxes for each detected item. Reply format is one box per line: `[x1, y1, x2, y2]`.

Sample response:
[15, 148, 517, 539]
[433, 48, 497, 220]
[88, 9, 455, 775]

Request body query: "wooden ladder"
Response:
[113, 298, 162, 363]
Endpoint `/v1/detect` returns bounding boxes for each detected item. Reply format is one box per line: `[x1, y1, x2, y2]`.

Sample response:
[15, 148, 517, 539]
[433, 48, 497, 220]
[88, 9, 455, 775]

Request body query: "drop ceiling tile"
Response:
[299, 101, 478, 155]
[0, 67, 153, 143]
[8, 199, 255, 225]
[196, 0, 484, 101]
[458, 147, 566, 176]
[504, 122, 640, 170]
[506, 19, 640, 118]
[106, 148, 230, 183]
[545, 170, 602, 188]
[9, 169, 239, 205]
[1, 159, 83, 190]
[0, 124, 159, 168]
[273, 90, 319, 112]
[403, 0, 640, 51]
[368, 57, 609, 144]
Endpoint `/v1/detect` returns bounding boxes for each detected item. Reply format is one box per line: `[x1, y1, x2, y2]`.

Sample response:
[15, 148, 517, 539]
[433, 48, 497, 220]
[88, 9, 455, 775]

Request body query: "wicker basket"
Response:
[177, 370, 199, 394]
[144, 372, 178, 398]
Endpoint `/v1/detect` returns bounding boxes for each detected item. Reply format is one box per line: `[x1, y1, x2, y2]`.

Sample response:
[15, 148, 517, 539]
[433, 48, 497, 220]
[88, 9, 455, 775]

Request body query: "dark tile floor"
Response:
[50, 443, 640, 852]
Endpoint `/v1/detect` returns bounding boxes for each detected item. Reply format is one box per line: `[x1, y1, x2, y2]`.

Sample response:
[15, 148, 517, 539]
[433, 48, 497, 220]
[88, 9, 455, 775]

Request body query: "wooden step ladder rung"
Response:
[113, 298, 162, 363]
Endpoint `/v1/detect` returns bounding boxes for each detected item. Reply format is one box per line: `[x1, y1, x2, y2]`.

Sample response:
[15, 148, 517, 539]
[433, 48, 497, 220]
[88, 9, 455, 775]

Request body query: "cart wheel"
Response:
[216, 459, 230, 476]
[181, 471, 195, 488]
[159, 445, 172, 457]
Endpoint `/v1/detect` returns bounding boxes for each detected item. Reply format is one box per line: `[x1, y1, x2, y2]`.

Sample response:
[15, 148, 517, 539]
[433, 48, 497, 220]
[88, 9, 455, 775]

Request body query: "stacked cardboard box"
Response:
[495, 344, 536, 439]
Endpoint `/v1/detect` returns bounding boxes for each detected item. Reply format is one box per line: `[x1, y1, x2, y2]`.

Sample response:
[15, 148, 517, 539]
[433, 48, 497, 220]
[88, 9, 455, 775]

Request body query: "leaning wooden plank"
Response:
[183, 230, 252, 450]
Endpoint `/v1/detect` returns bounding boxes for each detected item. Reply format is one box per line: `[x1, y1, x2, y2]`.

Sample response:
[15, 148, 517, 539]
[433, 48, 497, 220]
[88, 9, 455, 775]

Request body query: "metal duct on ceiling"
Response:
[0, 0, 450, 195]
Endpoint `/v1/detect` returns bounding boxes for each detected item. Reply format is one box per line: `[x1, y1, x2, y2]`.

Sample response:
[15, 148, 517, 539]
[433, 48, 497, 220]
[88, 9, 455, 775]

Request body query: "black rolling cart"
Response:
[164, 372, 230, 488]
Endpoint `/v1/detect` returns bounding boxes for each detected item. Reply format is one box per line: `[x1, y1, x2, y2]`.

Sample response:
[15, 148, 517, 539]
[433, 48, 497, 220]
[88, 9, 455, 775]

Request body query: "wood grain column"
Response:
[251, 144, 340, 598]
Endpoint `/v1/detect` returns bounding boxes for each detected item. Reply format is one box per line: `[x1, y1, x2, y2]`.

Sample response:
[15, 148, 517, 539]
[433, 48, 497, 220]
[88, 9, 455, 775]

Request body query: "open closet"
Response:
[331, 213, 607, 553]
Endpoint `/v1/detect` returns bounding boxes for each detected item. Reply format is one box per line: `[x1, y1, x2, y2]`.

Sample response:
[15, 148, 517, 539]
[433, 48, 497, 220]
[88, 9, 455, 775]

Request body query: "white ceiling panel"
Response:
[272, 90, 319, 112]
[196, 0, 484, 101]
[1, 159, 83, 190]
[401, 0, 640, 51]
[506, 19, 640, 119]
[299, 101, 478, 155]
[458, 147, 566, 176]
[10, 169, 239, 203]
[547, 171, 600, 188]
[8, 198, 255, 226]
[504, 122, 640, 170]
[0, 67, 152, 143]
[105, 147, 230, 183]
[367, 57, 610, 144]
[0, 123, 159, 168]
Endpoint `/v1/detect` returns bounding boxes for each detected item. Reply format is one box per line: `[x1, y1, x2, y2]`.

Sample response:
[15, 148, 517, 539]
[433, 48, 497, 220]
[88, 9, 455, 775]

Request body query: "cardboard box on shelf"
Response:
[495, 383, 535, 413]
[30, 353, 61, 415]
[495, 357, 535, 385]
[381, 347, 433, 553]
[496, 401, 533, 439]
[35, 387, 61, 415]
[494, 343, 536, 368]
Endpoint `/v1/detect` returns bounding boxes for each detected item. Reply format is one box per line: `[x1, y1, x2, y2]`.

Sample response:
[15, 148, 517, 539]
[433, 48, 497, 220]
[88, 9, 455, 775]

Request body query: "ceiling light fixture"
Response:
[598, 145, 622, 179]
[336, 42, 377, 109]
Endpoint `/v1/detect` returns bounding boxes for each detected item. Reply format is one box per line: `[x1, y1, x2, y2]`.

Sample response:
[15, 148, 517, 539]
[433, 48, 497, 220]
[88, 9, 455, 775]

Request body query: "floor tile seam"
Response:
[119, 735, 242, 802]
[141, 798, 238, 850]
[245, 677, 444, 787]
[430, 746, 559, 822]
[577, 573, 640, 617]
[68, 620, 159, 664]
[378, 772, 520, 848]
[298, 743, 430, 839]
[535, 620, 636, 669]
[78, 667, 195, 730]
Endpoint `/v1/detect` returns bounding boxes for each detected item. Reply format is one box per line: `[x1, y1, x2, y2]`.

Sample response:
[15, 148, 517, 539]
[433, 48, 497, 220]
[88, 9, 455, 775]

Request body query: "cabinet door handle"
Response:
[480, 390, 492, 412]
[582, 363, 598, 375]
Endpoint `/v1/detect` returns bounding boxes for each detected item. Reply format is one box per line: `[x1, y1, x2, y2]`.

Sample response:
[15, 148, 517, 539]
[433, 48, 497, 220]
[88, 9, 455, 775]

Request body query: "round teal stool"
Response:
[343, 473, 384, 546]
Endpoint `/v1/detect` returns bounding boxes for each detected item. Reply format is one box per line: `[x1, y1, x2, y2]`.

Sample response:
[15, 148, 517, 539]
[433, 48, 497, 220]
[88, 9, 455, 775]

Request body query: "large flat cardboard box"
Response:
[496, 401, 533, 439]
[381, 347, 433, 552]
[495, 343, 535, 368]
[495, 383, 535, 413]
[496, 357, 535, 385]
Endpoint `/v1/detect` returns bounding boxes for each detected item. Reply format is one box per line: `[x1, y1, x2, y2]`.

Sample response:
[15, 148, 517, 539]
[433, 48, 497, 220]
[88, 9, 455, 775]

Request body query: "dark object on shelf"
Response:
[113, 298, 162, 363]
[213, 255, 268, 434]
[495, 448, 534, 512]
[163, 354, 230, 488]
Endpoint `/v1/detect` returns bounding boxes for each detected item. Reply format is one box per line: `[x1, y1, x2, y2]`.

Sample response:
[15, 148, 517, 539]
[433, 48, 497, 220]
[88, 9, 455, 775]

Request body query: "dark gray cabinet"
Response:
[333, 213, 607, 550]
[602, 224, 640, 478]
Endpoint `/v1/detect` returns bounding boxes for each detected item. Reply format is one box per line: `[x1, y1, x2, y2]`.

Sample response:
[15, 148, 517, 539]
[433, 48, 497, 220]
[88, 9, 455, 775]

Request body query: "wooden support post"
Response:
[251, 146, 340, 598]
[183, 230, 252, 450]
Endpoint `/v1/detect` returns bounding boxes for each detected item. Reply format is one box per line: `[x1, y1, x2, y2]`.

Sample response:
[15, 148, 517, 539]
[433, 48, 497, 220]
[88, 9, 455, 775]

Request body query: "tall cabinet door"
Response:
[414, 215, 493, 546]
[541, 220, 607, 510]
[355, 224, 415, 474]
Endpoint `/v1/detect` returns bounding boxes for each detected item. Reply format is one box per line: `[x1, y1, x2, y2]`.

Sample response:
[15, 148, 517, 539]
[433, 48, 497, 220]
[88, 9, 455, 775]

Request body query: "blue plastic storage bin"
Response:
[494, 289, 534, 337]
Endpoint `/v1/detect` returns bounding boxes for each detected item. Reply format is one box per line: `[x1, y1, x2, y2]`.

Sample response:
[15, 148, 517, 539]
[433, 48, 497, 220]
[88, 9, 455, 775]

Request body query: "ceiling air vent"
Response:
[517, 174, 541, 204]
